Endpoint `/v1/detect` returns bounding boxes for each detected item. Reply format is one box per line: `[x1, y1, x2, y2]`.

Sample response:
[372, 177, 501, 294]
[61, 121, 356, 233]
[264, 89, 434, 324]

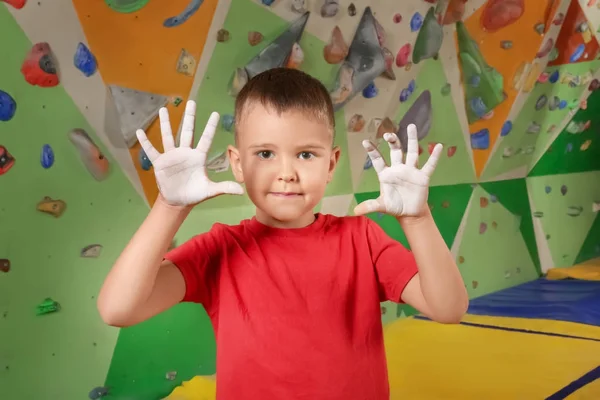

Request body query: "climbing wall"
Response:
[2, 0, 600, 399]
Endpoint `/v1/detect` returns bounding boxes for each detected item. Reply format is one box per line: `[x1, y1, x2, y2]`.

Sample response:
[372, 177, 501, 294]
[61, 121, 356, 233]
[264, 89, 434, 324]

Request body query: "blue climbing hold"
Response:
[399, 88, 410, 102]
[501, 120, 512, 136]
[570, 44, 585, 63]
[558, 99, 567, 109]
[164, 0, 203, 27]
[362, 82, 378, 98]
[407, 79, 416, 93]
[221, 114, 234, 132]
[490, 194, 498, 203]
[139, 148, 152, 171]
[566, 142, 573, 152]
[469, 97, 488, 118]
[469, 75, 481, 87]
[363, 155, 373, 170]
[262, 0, 275, 5]
[471, 128, 490, 150]
[544, 185, 552, 194]
[0, 89, 17, 122]
[549, 70, 560, 83]
[88, 386, 109, 400]
[74, 42, 97, 77]
[410, 12, 423, 32]
[41, 144, 54, 169]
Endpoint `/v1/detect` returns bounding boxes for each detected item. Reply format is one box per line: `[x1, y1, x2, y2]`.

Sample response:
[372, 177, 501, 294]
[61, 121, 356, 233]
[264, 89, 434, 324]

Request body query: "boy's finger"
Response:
[159, 107, 175, 152]
[384, 133, 403, 166]
[362, 140, 387, 174]
[353, 199, 382, 216]
[179, 100, 196, 148]
[421, 143, 443, 178]
[196, 112, 220, 164]
[404, 124, 419, 167]
[136, 129, 160, 162]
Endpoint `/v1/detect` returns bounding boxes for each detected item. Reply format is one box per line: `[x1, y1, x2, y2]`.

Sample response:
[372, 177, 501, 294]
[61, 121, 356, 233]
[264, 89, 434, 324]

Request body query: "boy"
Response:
[98, 68, 468, 399]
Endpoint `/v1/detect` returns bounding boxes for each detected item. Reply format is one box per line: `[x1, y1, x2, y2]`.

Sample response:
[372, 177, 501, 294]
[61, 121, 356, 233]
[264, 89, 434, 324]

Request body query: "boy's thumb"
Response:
[353, 199, 382, 216]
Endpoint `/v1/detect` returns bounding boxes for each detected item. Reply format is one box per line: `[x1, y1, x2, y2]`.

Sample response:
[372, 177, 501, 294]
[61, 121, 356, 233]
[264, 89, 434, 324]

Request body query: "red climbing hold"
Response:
[481, 0, 524, 32]
[21, 43, 59, 88]
[0, 145, 15, 176]
[2, 0, 26, 9]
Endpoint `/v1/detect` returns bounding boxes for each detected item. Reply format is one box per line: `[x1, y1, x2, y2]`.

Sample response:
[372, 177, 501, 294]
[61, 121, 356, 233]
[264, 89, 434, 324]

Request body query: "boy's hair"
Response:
[234, 68, 335, 141]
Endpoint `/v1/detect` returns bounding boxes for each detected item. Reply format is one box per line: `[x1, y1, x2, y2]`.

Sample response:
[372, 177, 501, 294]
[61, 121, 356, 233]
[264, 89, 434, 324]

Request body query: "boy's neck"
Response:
[254, 209, 317, 229]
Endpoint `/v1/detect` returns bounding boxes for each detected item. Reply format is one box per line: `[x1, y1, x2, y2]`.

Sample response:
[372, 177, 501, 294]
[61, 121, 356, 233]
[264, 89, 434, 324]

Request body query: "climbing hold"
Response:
[412, 7, 443, 64]
[81, 244, 103, 258]
[441, 83, 451, 96]
[221, 114, 234, 132]
[410, 12, 423, 31]
[393, 13, 402, 23]
[286, 43, 304, 69]
[37, 196, 67, 218]
[138, 147, 152, 171]
[105, 0, 149, 13]
[442, 0, 466, 25]
[166, 371, 178, 381]
[535, 94, 547, 110]
[447, 146, 457, 157]
[362, 82, 378, 98]
[173, 97, 183, 107]
[36, 298, 61, 316]
[581, 139, 592, 151]
[41, 144, 54, 169]
[74, 42, 97, 77]
[176, 49, 196, 77]
[501, 120, 512, 136]
[321, 0, 339, 18]
[490, 194, 498, 203]
[558, 99, 567, 109]
[396, 90, 432, 152]
[481, 0, 524, 32]
[348, 3, 356, 16]
[553, 12, 564, 25]
[500, 40, 513, 49]
[291, 0, 307, 13]
[216, 29, 230, 42]
[0, 145, 15, 175]
[560, 185, 567, 195]
[248, 31, 263, 46]
[534, 23, 545, 34]
[88, 386, 109, 400]
[324, 26, 348, 64]
[399, 88, 410, 103]
[480, 197, 489, 208]
[566, 143, 573, 152]
[548, 96, 559, 111]
[206, 151, 230, 173]
[458, 255, 465, 264]
[536, 39, 553, 59]
[567, 206, 583, 217]
[0, 259, 9, 273]
[570, 44, 585, 63]
[589, 79, 600, 91]
[469, 75, 481, 87]
[347, 114, 365, 132]
[164, 0, 203, 27]
[427, 142, 439, 155]
[545, 186, 551, 194]
[381, 48, 396, 80]
[21, 42, 59, 88]
[0, 90, 17, 122]
[479, 222, 487, 234]
[549, 70, 559, 83]
[68, 128, 110, 181]
[533, 211, 544, 218]
[408, 79, 416, 93]
[363, 154, 372, 170]
[262, 0, 275, 5]
[377, 118, 396, 140]
[2, 0, 26, 9]
[395, 43, 411, 67]
[471, 128, 490, 150]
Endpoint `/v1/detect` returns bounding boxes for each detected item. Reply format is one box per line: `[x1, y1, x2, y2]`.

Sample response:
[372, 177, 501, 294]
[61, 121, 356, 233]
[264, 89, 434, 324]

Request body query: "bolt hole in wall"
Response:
[2, 0, 600, 399]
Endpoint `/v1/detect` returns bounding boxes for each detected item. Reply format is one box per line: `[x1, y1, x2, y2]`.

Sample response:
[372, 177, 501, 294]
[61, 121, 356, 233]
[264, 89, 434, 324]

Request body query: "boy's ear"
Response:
[327, 146, 341, 183]
[227, 145, 244, 183]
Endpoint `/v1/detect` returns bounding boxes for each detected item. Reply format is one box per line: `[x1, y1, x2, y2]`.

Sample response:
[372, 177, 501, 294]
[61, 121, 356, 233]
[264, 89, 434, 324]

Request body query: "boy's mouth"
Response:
[269, 192, 302, 197]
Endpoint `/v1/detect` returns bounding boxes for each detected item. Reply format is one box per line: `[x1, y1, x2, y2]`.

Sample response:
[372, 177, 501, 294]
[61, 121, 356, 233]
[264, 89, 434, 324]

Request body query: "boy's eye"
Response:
[299, 151, 314, 160]
[257, 150, 273, 159]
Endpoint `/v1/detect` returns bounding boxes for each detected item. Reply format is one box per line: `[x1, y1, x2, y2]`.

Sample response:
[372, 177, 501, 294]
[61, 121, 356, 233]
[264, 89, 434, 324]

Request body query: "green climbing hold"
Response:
[412, 7, 443, 64]
[441, 83, 452, 96]
[105, 0, 150, 13]
[36, 298, 61, 315]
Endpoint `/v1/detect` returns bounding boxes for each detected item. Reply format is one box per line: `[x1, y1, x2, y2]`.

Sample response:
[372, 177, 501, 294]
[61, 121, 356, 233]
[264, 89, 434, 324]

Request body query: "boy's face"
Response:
[228, 103, 340, 228]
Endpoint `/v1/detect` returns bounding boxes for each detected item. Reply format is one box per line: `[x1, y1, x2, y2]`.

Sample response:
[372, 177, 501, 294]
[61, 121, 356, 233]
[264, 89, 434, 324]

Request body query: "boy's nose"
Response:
[278, 159, 297, 182]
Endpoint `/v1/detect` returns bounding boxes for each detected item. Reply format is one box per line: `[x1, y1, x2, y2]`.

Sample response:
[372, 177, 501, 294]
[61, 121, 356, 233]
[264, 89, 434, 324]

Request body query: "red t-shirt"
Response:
[165, 213, 418, 400]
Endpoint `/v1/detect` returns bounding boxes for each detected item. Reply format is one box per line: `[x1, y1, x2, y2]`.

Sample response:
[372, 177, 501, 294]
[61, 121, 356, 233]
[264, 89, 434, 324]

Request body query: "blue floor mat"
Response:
[467, 278, 600, 326]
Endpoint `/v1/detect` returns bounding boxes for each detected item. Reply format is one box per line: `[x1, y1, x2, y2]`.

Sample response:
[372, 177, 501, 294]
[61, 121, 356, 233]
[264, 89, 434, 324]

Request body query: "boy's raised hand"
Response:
[136, 100, 244, 207]
[354, 124, 442, 218]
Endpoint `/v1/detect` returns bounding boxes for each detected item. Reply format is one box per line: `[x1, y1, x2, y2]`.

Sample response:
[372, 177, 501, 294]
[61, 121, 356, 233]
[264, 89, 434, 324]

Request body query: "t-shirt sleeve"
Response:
[365, 217, 419, 303]
[164, 224, 223, 307]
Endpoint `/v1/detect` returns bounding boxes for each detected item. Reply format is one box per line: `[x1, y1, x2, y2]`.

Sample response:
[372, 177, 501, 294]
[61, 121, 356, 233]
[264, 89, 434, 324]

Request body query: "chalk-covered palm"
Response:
[136, 100, 244, 207]
[354, 124, 442, 217]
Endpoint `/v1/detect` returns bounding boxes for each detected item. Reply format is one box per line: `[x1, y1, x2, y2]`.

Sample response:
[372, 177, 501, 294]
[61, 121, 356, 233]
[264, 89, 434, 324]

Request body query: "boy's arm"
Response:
[398, 209, 469, 324]
[97, 196, 192, 327]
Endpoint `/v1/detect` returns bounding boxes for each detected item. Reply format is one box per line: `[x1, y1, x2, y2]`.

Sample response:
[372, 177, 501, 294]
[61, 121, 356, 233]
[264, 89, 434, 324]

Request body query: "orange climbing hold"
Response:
[21, 43, 59, 88]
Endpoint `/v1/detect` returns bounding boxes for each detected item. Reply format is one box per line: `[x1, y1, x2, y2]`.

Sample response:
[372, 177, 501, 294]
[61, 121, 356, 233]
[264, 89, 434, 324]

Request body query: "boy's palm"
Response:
[136, 101, 244, 206]
[354, 124, 442, 217]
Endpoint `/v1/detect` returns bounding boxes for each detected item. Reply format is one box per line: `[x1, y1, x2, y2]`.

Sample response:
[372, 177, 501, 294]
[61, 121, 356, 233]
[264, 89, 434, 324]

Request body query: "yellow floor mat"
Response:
[384, 317, 600, 399]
